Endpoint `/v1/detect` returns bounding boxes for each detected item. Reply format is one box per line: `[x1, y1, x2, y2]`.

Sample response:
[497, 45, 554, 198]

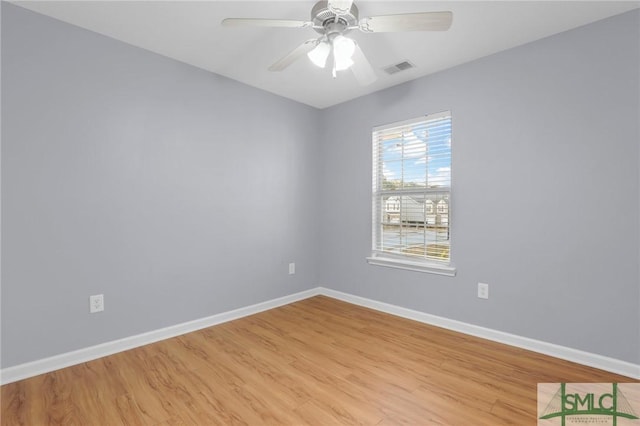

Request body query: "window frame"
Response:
[367, 111, 456, 276]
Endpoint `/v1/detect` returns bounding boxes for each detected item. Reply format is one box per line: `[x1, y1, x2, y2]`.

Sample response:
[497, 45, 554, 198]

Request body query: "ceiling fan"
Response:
[222, 0, 452, 86]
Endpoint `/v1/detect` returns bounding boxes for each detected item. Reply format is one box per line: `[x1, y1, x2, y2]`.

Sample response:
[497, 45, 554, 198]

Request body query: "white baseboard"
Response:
[318, 287, 640, 380]
[0, 287, 321, 385]
[2, 286, 638, 384]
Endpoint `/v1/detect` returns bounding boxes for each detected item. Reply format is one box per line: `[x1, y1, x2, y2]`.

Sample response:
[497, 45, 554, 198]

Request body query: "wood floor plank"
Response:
[2, 295, 637, 425]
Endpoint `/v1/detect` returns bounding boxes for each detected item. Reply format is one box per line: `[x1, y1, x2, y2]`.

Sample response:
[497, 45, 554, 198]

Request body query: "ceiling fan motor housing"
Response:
[311, 0, 359, 35]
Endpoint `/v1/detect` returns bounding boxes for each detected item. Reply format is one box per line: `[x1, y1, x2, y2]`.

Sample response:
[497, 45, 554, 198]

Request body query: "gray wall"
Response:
[1, 3, 320, 367]
[318, 10, 640, 364]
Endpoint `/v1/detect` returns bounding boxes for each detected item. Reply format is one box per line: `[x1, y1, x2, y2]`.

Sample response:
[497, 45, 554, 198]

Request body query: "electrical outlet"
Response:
[90, 294, 104, 313]
[289, 263, 295, 275]
[477, 283, 489, 299]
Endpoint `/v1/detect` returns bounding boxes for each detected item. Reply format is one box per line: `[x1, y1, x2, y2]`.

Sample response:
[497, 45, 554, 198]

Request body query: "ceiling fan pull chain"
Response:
[330, 41, 337, 78]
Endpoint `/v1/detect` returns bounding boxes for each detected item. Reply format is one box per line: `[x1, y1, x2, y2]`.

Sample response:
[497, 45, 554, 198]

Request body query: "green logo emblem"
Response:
[539, 383, 639, 426]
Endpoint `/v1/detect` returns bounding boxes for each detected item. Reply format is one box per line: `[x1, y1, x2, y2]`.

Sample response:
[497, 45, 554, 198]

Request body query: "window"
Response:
[367, 111, 455, 276]
[437, 199, 448, 214]
[425, 199, 434, 214]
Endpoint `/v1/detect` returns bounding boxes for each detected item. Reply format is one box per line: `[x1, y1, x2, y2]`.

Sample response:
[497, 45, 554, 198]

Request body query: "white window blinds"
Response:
[372, 111, 452, 264]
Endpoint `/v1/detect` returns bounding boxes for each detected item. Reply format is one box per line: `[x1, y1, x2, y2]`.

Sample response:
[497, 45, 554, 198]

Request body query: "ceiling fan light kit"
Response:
[326, 35, 356, 76]
[222, 0, 452, 86]
[307, 40, 330, 68]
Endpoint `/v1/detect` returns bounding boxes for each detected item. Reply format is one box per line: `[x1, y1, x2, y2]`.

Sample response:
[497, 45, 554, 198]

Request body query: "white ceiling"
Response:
[12, 1, 640, 109]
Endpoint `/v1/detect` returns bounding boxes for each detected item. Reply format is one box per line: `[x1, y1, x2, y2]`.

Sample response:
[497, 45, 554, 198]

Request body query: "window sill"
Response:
[366, 255, 456, 277]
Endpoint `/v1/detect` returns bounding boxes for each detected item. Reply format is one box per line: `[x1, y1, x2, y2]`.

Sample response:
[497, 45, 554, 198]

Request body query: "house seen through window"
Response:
[370, 111, 452, 273]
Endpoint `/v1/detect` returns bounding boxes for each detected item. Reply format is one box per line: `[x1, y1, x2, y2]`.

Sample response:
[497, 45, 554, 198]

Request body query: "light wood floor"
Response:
[1, 296, 636, 425]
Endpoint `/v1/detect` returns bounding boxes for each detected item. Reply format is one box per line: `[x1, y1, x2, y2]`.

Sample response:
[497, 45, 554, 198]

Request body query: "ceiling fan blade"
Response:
[327, 0, 353, 15]
[222, 18, 313, 28]
[359, 11, 452, 33]
[269, 39, 319, 72]
[351, 44, 377, 86]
